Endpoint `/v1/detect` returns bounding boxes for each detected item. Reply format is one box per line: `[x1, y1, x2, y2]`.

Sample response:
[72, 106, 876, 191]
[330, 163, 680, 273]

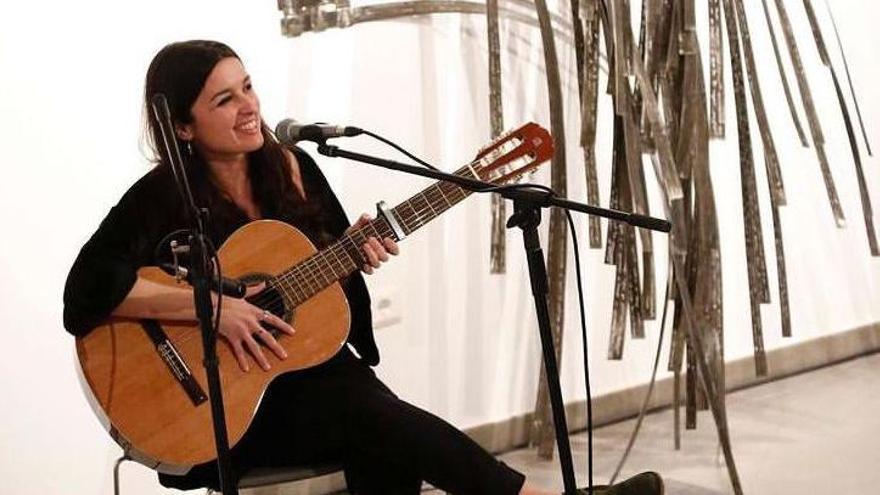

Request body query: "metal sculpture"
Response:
[276, 1, 875, 492]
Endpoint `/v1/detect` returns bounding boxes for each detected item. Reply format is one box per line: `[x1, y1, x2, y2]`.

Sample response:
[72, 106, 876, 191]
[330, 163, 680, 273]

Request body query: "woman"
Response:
[63, 40, 659, 495]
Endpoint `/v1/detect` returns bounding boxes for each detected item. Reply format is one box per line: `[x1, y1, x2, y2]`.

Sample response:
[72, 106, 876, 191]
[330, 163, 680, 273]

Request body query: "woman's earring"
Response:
[185, 141, 193, 155]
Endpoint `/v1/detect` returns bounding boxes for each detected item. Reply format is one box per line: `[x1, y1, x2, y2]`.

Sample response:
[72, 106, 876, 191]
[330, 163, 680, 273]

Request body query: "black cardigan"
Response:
[63, 147, 379, 365]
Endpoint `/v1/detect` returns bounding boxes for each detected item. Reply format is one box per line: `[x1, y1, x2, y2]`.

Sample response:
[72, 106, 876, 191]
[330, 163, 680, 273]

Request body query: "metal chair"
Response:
[113, 455, 130, 495]
[113, 455, 346, 494]
[207, 462, 346, 494]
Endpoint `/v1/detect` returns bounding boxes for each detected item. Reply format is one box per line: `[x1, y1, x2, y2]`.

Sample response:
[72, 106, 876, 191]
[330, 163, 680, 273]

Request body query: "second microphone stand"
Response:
[316, 141, 670, 495]
[152, 94, 239, 495]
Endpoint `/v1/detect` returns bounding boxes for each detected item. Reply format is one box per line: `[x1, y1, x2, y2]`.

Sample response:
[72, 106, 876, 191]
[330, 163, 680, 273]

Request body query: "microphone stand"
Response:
[316, 141, 670, 495]
[151, 95, 239, 495]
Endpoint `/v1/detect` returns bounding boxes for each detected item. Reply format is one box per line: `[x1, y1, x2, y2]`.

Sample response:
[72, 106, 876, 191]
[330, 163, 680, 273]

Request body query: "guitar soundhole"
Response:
[240, 273, 295, 336]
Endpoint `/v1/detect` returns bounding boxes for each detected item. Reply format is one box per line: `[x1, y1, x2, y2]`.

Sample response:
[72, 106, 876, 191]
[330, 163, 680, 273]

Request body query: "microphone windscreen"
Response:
[274, 119, 300, 145]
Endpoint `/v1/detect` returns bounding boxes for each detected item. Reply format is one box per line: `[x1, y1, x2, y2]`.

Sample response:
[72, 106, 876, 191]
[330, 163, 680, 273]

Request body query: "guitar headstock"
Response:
[471, 122, 553, 185]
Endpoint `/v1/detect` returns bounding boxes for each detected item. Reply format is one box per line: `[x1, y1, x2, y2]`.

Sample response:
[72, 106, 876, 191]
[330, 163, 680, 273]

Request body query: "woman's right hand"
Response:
[216, 283, 296, 372]
[112, 277, 295, 372]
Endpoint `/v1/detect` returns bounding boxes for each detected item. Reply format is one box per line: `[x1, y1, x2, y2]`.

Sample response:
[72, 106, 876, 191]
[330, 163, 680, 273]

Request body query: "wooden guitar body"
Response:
[75, 220, 350, 473]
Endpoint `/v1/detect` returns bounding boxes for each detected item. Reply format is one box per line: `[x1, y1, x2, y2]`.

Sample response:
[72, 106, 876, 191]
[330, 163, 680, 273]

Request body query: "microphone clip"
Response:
[160, 240, 247, 298]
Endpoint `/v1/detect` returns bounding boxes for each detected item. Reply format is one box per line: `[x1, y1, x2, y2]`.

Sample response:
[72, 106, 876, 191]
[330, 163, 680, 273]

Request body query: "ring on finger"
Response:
[261, 309, 270, 321]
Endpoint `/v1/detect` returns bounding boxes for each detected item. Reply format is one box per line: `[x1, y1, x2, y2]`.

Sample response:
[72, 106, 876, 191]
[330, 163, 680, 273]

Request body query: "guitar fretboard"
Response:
[268, 164, 478, 306]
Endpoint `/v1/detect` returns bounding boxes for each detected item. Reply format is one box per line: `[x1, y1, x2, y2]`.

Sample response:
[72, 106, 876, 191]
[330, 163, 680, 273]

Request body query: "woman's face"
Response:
[178, 57, 264, 161]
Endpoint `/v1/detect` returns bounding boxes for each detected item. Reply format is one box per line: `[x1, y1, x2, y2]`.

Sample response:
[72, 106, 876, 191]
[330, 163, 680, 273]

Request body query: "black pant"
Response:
[160, 349, 525, 494]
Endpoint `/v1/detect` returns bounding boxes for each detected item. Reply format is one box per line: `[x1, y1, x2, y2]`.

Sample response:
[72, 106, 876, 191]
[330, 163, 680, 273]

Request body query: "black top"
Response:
[63, 147, 379, 364]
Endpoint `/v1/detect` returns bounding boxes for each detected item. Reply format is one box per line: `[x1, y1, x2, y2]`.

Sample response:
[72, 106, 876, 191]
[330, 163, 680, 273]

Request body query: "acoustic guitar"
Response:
[75, 122, 553, 474]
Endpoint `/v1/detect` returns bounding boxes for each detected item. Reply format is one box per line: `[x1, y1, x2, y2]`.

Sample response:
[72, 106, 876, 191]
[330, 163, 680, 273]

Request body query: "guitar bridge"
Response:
[141, 319, 208, 407]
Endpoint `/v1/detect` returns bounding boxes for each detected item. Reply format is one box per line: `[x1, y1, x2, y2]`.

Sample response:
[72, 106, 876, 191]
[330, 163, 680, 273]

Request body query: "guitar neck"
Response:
[270, 164, 479, 306]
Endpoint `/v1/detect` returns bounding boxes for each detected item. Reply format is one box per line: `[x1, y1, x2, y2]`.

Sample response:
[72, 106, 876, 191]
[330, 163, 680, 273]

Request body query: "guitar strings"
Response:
[249, 177, 471, 310]
[229, 162, 483, 314]
[166, 149, 531, 352]
[167, 198, 448, 350]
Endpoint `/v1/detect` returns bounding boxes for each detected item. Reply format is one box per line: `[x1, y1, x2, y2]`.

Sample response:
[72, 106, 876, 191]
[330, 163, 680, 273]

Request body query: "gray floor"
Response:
[493, 352, 880, 494]
[267, 353, 880, 494]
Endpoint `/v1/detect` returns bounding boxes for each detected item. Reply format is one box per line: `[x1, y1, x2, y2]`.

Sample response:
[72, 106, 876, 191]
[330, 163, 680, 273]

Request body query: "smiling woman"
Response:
[141, 41, 298, 226]
[62, 39, 546, 494]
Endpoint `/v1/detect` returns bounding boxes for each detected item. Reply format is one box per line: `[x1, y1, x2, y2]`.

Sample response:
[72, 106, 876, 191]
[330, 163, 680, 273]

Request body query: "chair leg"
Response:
[113, 455, 130, 495]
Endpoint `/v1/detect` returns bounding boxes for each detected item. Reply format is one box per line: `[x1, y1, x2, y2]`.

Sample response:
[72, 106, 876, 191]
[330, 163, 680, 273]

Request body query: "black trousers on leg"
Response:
[159, 349, 525, 494]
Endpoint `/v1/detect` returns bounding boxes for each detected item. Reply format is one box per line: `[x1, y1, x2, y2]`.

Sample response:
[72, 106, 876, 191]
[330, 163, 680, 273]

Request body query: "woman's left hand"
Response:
[347, 213, 400, 274]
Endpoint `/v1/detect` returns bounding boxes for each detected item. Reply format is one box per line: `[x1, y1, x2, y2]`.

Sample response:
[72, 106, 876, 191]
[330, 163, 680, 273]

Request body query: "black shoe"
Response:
[571, 471, 664, 495]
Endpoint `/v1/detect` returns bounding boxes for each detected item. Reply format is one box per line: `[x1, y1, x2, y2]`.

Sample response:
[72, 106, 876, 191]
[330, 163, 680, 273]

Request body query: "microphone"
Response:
[275, 119, 362, 145]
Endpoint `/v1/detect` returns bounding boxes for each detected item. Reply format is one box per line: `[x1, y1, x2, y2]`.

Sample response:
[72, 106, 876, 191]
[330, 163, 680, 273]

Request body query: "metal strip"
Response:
[279, 0, 574, 41]
[623, 0, 741, 489]
[637, 0, 660, 152]
[647, 0, 673, 87]
[630, 0, 646, 125]
[680, 0, 727, 436]
[626, 224, 645, 339]
[722, 0, 769, 375]
[606, 127, 626, 348]
[770, 204, 793, 336]
[614, 6, 685, 217]
[685, 342, 697, 429]
[709, 0, 725, 138]
[666, 196, 685, 385]
[582, 0, 603, 249]
[802, 0, 879, 255]
[773, 0, 846, 227]
[571, 0, 587, 100]
[673, 368, 681, 449]
[669, 247, 744, 495]
[621, 93, 655, 322]
[734, 0, 786, 207]
[759, 0, 809, 147]
[661, 0, 682, 161]
[829, 62, 880, 255]
[671, 177, 694, 377]
[801, 0, 831, 65]
[487, 0, 506, 273]
[530, 0, 570, 460]
[605, 119, 624, 266]
[608, 241, 628, 360]
[608, 122, 634, 353]
[640, 201, 657, 320]
[733, 0, 794, 346]
[823, 0, 873, 156]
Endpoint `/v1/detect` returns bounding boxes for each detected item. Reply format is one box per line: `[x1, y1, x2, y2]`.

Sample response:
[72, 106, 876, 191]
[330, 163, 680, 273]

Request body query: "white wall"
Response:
[0, 1, 877, 493]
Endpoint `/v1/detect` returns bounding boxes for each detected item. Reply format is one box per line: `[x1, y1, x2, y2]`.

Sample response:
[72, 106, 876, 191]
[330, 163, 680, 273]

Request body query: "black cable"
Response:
[481, 183, 555, 195]
[355, 130, 560, 201]
[207, 237, 223, 338]
[475, 179, 596, 491]
[152, 229, 188, 264]
[360, 129, 439, 170]
[449, 178, 596, 489]
[563, 208, 594, 493]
